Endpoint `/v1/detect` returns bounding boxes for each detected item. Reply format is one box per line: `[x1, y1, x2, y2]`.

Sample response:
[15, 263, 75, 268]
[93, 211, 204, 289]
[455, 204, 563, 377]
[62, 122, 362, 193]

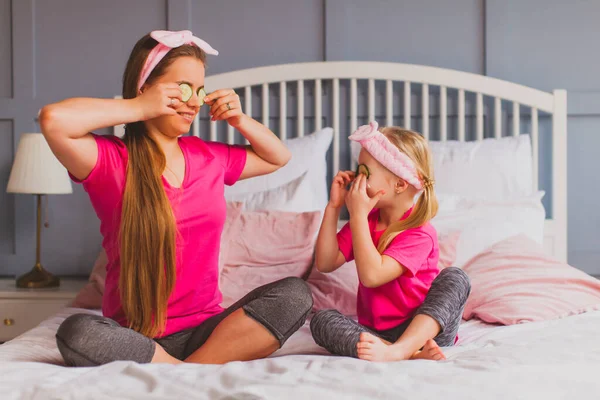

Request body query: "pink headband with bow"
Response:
[137, 30, 219, 91]
[349, 121, 424, 190]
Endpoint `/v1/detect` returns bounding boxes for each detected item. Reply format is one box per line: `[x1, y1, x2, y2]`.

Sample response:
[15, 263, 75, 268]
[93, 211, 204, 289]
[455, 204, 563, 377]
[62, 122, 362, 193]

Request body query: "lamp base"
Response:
[16, 263, 60, 288]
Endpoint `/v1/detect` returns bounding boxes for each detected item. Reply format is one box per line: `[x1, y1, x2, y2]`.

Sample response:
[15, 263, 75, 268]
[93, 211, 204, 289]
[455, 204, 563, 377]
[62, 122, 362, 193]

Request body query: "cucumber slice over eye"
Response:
[356, 163, 370, 179]
[197, 87, 207, 106]
[179, 83, 193, 102]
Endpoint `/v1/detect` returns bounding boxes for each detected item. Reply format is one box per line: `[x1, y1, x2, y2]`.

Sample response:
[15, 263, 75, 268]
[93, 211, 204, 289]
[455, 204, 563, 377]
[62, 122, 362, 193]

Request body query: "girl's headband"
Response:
[137, 30, 219, 91]
[349, 121, 424, 191]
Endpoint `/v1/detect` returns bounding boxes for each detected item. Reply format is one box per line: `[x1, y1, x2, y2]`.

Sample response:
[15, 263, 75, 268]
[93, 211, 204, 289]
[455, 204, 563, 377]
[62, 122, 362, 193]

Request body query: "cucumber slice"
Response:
[179, 83, 193, 102]
[197, 87, 207, 106]
[356, 163, 370, 179]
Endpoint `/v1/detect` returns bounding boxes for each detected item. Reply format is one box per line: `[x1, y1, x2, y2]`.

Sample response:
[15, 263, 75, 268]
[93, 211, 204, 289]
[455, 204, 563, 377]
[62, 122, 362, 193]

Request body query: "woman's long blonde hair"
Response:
[376, 127, 438, 253]
[119, 34, 206, 338]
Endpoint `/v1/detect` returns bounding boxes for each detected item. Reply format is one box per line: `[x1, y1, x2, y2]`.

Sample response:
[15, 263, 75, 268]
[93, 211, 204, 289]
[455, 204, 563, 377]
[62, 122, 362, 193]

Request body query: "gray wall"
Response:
[1, 0, 598, 277]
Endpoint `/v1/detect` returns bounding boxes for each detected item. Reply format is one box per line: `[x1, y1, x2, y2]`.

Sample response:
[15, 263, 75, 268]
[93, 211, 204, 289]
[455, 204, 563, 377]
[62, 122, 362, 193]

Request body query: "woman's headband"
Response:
[137, 30, 218, 91]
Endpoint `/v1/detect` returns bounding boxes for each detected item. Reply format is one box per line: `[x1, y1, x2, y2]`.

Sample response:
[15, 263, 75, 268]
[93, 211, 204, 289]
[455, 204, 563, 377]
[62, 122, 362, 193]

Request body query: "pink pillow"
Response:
[221, 263, 315, 308]
[71, 249, 107, 309]
[463, 234, 600, 325]
[220, 209, 322, 307]
[438, 230, 461, 269]
[307, 260, 359, 316]
[219, 202, 244, 275]
[223, 209, 321, 268]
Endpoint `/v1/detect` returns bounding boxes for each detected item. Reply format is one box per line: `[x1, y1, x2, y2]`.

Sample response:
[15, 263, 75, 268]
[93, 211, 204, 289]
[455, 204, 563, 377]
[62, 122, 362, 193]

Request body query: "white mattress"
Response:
[1, 307, 600, 400]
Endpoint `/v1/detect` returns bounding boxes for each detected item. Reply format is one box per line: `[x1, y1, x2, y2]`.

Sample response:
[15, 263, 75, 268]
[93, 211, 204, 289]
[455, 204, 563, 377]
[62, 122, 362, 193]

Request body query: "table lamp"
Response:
[6, 133, 73, 288]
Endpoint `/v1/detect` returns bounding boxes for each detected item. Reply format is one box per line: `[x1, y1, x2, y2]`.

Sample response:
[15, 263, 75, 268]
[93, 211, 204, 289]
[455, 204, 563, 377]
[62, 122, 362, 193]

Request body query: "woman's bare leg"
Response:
[184, 309, 279, 364]
[150, 343, 184, 364]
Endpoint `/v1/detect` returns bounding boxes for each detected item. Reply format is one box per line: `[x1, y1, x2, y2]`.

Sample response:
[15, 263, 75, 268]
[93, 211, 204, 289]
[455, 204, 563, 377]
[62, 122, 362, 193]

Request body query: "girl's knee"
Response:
[311, 309, 341, 326]
[309, 309, 341, 339]
[438, 267, 471, 298]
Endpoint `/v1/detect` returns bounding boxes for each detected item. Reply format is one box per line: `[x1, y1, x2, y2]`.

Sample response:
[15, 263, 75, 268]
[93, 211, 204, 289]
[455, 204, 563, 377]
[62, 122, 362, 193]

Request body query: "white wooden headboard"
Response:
[117, 61, 568, 261]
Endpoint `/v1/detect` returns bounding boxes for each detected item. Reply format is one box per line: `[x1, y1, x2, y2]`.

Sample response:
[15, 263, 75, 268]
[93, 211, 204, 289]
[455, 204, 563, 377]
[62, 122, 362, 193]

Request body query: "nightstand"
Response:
[0, 279, 86, 342]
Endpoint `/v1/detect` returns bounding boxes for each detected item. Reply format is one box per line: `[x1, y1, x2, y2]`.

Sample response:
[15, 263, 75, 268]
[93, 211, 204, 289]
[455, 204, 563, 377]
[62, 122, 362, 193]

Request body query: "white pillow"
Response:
[351, 134, 533, 201]
[429, 135, 533, 201]
[225, 128, 333, 212]
[431, 191, 546, 268]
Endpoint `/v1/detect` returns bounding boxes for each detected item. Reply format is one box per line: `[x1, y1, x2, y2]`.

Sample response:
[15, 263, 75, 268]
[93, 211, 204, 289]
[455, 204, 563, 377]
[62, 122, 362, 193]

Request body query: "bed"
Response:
[3, 61, 600, 400]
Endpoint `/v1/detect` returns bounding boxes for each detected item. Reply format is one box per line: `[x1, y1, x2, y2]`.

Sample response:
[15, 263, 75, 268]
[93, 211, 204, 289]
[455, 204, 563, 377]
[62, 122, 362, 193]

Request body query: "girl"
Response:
[310, 121, 470, 362]
[45, 30, 313, 366]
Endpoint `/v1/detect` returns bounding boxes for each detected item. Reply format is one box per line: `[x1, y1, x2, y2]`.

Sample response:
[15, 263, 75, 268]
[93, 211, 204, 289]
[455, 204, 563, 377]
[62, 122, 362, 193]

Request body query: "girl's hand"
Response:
[345, 174, 385, 218]
[136, 83, 183, 120]
[205, 89, 245, 128]
[329, 170, 355, 209]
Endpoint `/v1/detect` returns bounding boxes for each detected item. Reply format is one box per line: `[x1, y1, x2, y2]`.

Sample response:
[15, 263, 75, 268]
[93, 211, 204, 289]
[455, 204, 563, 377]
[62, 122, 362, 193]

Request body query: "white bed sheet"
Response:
[1, 307, 600, 400]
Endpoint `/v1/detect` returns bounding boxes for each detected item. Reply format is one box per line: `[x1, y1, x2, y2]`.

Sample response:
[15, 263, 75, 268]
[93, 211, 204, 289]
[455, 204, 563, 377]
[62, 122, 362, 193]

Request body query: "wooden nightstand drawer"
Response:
[0, 299, 69, 341]
[0, 279, 87, 342]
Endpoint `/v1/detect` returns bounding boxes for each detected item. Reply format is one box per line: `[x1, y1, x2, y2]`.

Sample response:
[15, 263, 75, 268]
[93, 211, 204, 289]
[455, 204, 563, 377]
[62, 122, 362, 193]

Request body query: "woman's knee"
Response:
[57, 313, 102, 344]
[56, 313, 106, 366]
[276, 277, 314, 317]
[241, 277, 314, 345]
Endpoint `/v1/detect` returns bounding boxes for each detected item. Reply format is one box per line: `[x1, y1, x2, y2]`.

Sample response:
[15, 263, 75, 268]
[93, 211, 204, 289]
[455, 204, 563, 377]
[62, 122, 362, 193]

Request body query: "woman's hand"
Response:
[345, 174, 385, 218]
[136, 83, 183, 120]
[205, 89, 245, 128]
[329, 170, 355, 209]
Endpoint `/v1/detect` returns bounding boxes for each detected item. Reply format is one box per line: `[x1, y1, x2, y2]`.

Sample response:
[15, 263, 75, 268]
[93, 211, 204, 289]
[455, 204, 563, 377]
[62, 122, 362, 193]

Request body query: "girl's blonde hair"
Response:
[376, 127, 438, 253]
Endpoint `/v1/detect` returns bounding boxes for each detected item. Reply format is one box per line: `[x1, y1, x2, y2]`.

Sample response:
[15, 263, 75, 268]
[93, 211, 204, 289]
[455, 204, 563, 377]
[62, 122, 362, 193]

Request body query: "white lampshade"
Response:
[6, 133, 73, 194]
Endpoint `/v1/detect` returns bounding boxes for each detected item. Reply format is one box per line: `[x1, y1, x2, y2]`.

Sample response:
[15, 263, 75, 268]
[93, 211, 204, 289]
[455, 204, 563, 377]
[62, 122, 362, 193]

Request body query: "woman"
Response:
[43, 30, 313, 366]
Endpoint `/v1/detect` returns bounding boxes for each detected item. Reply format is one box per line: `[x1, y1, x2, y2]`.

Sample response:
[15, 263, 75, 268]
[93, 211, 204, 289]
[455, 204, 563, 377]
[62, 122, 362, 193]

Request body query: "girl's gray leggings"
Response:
[310, 267, 471, 357]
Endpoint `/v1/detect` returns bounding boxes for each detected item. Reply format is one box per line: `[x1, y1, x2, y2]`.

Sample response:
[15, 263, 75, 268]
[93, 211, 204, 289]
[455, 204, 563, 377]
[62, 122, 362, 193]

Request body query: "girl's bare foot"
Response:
[356, 332, 420, 362]
[356, 332, 392, 361]
[356, 333, 446, 362]
[410, 339, 446, 361]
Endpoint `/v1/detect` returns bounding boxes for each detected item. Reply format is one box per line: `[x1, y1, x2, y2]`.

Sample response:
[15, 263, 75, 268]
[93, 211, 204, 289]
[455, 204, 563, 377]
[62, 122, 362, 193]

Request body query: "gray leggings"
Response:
[56, 277, 313, 366]
[310, 267, 471, 357]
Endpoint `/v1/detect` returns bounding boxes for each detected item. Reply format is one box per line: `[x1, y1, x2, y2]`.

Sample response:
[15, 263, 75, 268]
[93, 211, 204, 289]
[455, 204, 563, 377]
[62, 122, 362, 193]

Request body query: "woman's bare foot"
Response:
[410, 339, 446, 361]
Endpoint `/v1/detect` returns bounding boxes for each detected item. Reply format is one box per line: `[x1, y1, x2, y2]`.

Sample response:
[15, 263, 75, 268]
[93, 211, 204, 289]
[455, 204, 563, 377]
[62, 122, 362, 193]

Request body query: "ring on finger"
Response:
[226, 102, 232, 111]
[170, 98, 175, 106]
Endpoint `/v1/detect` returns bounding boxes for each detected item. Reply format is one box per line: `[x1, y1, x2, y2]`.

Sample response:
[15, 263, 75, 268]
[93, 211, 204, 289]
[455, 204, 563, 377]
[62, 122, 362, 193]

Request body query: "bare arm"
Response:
[40, 83, 183, 180]
[236, 115, 292, 180]
[315, 204, 347, 273]
[346, 173, 403, 288]
[314, 170, 356, 273]
[205, 89, 291, 180]
[349, 216, 406, 288]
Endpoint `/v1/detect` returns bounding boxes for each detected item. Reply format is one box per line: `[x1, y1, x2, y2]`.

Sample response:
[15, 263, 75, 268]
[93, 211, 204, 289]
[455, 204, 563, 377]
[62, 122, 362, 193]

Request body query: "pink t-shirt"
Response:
[72, 134, 247, 337]
[337, 208, 440, 331]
